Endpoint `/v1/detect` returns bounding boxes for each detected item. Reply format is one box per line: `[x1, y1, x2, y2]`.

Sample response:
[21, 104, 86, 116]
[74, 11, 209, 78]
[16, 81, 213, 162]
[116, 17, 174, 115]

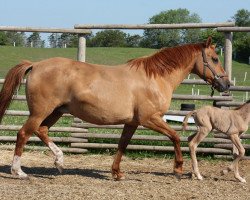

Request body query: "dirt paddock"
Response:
[0, 150, 249, 200]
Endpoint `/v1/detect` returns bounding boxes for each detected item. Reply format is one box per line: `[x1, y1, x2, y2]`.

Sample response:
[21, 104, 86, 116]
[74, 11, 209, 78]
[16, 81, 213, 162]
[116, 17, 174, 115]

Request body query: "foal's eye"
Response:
[212, 57, 219, 64]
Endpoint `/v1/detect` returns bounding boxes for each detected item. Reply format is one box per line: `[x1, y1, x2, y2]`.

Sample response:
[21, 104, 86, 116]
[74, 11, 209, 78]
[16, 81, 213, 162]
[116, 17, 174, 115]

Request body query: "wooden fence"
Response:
[0, 26, 91, 62]
[0, 23, 249, 160]
[0, 79, 249, 159]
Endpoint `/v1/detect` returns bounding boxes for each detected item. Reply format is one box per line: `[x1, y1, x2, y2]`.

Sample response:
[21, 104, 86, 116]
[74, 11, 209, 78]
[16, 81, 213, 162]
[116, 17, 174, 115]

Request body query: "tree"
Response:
[27, 32, 44, 47]
[48, 33, 60, 48]
[126, 34, 142, 47]
[200, 29, 224, 48]
[232, 9, 250, 62]
[0, 32, 7, 45]
[232, 9, 250, 27]
[5, 31, 26, 46]
[59, 33, 71, 48]
[90, 30, 127, 47]
[141, 9, 202, 48]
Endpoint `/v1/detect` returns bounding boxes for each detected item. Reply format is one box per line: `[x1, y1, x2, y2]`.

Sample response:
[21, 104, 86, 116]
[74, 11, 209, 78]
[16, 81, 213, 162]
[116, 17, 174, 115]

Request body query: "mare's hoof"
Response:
[112, 172, 125, 181]
[174, 172, 182, 180]
[11, 168, 29, 180]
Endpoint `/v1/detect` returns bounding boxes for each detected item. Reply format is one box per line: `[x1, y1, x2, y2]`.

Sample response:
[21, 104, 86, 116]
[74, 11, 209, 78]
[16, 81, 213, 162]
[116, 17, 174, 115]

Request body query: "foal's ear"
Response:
[205, 37, 212, 48]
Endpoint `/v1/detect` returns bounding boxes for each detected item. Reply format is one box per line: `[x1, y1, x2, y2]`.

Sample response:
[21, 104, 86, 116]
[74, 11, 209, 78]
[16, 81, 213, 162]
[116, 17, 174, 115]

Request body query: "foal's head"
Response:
[192, 37, 230, 92]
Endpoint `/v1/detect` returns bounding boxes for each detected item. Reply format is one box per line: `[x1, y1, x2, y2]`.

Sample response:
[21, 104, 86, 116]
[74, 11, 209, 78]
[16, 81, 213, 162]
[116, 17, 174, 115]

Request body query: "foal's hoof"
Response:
[237, 177, 246, 183]
[221, 169, 229, 176]
[55, 161, 64, 173]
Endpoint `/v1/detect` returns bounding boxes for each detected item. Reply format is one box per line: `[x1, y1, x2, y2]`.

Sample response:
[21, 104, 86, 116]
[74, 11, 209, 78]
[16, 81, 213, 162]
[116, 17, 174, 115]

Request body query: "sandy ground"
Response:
[0, 150, 249, 200]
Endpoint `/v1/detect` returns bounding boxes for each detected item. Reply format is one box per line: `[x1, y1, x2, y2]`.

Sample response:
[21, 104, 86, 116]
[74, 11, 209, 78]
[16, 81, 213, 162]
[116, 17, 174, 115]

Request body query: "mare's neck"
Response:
[163, 55, 197, 91]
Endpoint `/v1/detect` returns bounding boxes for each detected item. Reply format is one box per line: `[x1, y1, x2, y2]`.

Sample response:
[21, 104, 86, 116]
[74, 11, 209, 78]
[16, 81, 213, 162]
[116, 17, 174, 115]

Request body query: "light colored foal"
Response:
[183, 101, 250, 183]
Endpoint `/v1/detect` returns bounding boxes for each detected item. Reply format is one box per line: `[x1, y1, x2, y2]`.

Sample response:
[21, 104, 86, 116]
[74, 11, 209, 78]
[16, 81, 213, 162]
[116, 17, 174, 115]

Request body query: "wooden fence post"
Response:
[77, 34, 86, 62]
[72, 33, 88, 152]
[224, 32, 233, 81]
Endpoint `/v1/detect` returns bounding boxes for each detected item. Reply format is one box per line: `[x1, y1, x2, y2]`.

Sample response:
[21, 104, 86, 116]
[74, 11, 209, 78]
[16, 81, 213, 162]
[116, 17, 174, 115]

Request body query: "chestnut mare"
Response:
[0, 37, 230, 180]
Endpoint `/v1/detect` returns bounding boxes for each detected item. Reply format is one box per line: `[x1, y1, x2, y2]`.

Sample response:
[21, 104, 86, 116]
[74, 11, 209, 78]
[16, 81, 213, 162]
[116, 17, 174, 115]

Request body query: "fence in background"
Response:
[0, 23, 249, 159]
[0, 26, 91, 61]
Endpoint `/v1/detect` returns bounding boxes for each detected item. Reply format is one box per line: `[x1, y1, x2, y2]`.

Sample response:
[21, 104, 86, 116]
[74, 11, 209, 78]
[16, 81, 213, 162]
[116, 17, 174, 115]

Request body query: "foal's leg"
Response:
[34, 110, 64, 173]
[188, 126, 210, 180]
[228, 134, 246, 183]
[142, 114, 183, 176]
[11, 116, 43, 179]
[111, 124, 137, 180]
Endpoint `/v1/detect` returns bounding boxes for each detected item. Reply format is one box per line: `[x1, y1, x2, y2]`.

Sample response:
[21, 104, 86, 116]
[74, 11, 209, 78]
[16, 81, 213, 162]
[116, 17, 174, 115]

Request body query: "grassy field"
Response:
[0, 46, 249, 99]
[0, 46, 249, 157]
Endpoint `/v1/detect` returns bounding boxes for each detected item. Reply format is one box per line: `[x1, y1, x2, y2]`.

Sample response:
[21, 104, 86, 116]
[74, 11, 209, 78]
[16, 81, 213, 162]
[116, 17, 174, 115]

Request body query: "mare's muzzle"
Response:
[212, 76, 230, 92]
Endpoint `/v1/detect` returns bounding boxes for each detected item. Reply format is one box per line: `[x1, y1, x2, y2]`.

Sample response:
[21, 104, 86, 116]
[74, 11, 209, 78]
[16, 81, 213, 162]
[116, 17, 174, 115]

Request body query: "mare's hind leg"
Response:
[188, 126, 210, 180]
[34, 109, 64, 173]
[224, 134, 246, 183]
[111, 124, 137, 180]
[11, 115, 44, 179]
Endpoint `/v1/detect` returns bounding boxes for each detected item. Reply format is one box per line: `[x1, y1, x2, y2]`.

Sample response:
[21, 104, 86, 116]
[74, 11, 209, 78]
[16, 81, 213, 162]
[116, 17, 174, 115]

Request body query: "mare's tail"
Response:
[0, 61, 33, 123]
[182, 111, 196, 131]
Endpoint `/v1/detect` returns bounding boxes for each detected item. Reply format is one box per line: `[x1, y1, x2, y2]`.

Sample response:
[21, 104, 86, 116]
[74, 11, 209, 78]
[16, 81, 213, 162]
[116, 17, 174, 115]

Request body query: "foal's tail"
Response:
[182, 110, 196, 131]
[0, 61, 33, 123]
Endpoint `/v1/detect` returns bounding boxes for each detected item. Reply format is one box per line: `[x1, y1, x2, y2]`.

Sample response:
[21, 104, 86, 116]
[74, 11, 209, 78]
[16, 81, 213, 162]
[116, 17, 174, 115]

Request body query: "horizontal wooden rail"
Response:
[0, 125, 88, 133]
[70, 132, 231, 144]
[4, 110, 72, 117]
[214, 133, 250, 139]
[0, 145, 87, 153]
[229, 86, 250, 91]
[215, 155, 250, 160]
[214, 101, 244, 107]
[0, 136, 87, 143]
[215, 143, 250, 150]
[74, 22, 235, 29]
[72, 123, 198, 131]
[71, 143, 232, 154]
[11, 94, 233, 102]
[172, 94, 233, 101]
[217, 27, 250, 32]
[0, 26, 91, 34]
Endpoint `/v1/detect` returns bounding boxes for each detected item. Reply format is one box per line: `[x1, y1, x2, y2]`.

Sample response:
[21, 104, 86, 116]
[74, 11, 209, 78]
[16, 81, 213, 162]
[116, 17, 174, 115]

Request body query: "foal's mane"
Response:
[128, 43, 203, 77]
[234, 99, 250, 110]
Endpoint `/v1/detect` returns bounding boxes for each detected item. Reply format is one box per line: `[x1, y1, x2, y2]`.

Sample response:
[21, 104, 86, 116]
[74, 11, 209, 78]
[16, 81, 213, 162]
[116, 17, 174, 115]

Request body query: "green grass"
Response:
[0, 46, 249, 157]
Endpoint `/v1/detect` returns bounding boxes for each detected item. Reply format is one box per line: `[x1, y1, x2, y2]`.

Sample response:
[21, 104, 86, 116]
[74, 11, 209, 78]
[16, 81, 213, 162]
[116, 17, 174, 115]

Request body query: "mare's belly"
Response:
[68, 101, 134, 125]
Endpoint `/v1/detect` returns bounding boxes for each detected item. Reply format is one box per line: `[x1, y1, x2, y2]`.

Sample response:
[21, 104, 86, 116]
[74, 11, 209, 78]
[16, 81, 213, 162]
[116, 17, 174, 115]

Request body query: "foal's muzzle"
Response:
[213, 77, 230, 92]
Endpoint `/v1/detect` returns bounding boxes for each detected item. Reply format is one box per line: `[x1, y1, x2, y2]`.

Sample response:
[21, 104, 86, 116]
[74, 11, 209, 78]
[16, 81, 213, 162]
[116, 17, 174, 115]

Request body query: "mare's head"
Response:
[192, 37, 230, 92]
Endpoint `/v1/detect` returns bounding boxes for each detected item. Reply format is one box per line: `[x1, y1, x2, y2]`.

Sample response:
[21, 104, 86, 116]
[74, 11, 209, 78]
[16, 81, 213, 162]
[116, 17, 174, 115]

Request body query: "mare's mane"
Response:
[128, 43, 203, 77]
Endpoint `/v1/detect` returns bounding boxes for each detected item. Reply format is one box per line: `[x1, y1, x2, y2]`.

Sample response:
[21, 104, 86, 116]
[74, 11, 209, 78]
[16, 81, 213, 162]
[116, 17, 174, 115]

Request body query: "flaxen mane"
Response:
[128, 43, 203, 77]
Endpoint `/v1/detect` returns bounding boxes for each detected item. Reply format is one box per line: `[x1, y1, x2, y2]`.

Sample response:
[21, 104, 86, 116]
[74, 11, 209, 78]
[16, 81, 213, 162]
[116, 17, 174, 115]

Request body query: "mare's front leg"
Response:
[188, 126, 210, 180]
[142, 113, 183, 176]
[112, 124, 137, 180]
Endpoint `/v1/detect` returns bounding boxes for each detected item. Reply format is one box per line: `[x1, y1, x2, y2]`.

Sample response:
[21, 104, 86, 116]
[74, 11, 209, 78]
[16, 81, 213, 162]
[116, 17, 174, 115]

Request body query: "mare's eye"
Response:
[212, 57, 219, 64]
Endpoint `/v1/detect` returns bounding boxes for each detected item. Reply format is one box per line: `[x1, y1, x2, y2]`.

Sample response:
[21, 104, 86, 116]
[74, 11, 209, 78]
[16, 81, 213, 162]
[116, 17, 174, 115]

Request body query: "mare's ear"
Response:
[205, 37, 212, 48]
